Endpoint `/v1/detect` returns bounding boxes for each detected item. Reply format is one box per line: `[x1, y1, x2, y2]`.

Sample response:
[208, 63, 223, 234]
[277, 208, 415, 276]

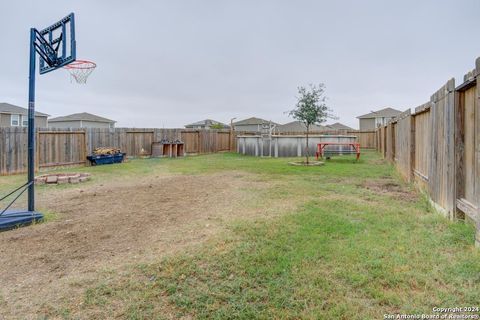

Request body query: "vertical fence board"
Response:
[394, 110, 414, 181]
[428, 79, 456, 217]
[413, 103, 431, 189]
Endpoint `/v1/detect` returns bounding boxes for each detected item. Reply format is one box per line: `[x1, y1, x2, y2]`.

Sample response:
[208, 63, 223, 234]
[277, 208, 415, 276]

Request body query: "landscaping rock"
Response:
[69, 177, 79, 184]
[46, 175, 58, 184]
[57, 176, 69, 184]
[34, 173, 91, 185]
[35, 177, 46, 185]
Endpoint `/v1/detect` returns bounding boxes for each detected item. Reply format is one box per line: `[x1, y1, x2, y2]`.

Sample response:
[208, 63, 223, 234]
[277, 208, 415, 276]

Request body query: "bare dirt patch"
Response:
[359, 179, 418, 202]
[0, 172, 281, 319]
[369, 158, 387, 166]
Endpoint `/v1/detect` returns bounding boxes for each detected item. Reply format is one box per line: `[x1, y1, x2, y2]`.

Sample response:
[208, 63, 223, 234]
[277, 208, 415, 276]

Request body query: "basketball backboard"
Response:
[36, 13, 76, 74]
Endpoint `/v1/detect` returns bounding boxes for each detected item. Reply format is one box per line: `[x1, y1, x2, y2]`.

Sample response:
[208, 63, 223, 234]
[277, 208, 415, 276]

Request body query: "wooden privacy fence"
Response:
[376, 57, 480, 247]
[0, 128, 234, 175]
[0, 126, 371, 176]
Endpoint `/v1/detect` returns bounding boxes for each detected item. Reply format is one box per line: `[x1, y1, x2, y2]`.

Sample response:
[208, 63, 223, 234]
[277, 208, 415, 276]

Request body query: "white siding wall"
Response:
[48, 120, 114, 128]
[234, 124, 262, 132]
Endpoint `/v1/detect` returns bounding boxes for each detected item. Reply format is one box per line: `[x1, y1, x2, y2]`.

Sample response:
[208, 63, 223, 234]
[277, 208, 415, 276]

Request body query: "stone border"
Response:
[35, 173, 91, 185]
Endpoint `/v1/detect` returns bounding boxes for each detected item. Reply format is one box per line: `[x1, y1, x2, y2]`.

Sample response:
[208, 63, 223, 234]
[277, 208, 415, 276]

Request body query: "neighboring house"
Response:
[48, 112, 116, 128]
[356, 107, 402, 130]
[325, 122, 354, 131]
[276, 120, 328, 133]
[0, 102, 49, 128]
[233, 117, 279, 133]
[184, 119, 229, 129]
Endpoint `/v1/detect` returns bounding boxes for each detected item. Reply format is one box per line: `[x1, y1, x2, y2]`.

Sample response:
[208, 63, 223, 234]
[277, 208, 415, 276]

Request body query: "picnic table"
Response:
[315, 142, 361, 160]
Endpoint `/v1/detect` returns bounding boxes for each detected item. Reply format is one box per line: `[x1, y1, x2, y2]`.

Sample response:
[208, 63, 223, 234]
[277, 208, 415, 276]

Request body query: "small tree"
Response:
[210, 123, 225, 129]
[288, 84, 333, 163]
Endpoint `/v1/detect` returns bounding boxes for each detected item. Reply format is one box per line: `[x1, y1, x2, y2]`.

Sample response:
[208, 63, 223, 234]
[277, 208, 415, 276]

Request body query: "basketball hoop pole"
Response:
[26, 13, 75, 212]
[27, 28, 36, 212]
[0, 14, 76, 230]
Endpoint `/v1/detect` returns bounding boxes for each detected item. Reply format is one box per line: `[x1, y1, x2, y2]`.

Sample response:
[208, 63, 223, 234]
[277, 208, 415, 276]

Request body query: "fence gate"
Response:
[38, 130, 87, 168]
[181, 131, 200, 154]
[126, 131, 154, 157]
[217, 131, 231, 151]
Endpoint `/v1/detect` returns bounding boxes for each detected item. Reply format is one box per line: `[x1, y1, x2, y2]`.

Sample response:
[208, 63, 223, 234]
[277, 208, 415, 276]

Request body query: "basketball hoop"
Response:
[64, 60, 96, 84]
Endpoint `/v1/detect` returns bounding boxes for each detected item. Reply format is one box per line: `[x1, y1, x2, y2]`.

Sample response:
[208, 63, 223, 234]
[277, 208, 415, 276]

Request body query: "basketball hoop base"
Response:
[0, 210, 43, 231]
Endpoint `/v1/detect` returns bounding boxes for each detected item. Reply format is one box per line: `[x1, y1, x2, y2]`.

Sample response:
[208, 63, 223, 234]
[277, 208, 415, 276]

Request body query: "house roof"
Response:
[326, 122, 354, 130]
[49, 112, 116, 123]
[356, 107, 402, 119]
[233, 117, 278, 126]
[0, 102, 49, 117]
[276, 121, 327, 132]
[184, 119, 229, 128]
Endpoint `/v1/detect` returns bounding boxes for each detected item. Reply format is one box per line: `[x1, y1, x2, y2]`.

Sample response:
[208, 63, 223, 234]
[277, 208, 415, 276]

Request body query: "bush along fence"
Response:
[376, 57, 480, 247]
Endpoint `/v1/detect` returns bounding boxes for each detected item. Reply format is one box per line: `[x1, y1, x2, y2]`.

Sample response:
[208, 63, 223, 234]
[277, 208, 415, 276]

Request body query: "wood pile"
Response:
[93, 147, 121, 155]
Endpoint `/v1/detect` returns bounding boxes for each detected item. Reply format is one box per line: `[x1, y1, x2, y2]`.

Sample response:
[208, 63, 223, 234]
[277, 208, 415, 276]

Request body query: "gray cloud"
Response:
[1, 0, 479, 128]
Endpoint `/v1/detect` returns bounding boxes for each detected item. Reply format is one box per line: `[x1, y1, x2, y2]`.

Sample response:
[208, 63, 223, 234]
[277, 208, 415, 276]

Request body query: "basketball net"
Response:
[64, 60, 96, 84]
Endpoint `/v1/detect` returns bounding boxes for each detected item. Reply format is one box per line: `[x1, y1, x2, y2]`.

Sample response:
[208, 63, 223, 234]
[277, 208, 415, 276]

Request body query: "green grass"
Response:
[2, 152, 479, 319]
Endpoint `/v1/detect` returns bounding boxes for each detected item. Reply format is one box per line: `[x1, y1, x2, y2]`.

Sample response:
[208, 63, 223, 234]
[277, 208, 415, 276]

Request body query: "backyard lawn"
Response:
[0, 151, 479, 319]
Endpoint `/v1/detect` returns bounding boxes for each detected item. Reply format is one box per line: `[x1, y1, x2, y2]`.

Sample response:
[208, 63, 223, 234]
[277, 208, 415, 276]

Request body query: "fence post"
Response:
[83, 128, 88, 164]
[446, 79, 456, 219]
[455, 87, 465, 221]
[35, 128, 40, 172]
[383, 126, 387, 158]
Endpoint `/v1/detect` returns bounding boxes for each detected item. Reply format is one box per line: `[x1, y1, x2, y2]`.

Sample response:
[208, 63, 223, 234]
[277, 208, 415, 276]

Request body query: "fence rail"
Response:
[376, 57, 480, 247]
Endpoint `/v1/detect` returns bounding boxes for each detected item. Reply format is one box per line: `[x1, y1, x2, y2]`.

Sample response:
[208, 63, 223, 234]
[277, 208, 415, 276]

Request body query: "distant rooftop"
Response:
[233, 117, 279, 126]
[277, 120, 327, 132]
[185, 119, 229, 128]
[49, 112, 115, 123]
[326, 122, 354, 130]
[0, 102, 49, 117]
[356, 107, 402, 119]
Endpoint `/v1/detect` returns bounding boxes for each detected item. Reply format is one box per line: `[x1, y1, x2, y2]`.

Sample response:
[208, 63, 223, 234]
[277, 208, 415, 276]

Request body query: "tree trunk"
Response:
[305, 124, 309, 164]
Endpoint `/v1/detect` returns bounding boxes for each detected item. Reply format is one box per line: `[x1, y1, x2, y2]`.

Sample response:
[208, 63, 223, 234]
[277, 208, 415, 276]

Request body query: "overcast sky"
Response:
[1, 1, 479, 129]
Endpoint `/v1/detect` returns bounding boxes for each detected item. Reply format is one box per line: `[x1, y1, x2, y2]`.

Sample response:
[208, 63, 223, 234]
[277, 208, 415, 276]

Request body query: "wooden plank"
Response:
[428, 79, 456, 218]
[457, 198, 479, 222]
[455, 89, 465, 220]
[413, 101, 431, 115]
[413, 169, 428, 182]
[37, 130, 86, 168]
[413, 108, 431, 189]
[410, 114, 416, 183]
[393, 109, 413, 181]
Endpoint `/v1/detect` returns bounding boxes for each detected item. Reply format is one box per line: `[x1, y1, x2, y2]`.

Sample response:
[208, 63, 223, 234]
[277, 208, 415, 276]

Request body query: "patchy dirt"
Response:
[369, 158, 387, 166]
[359, 179, 418, 202]
[0, 172, 281, 319]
